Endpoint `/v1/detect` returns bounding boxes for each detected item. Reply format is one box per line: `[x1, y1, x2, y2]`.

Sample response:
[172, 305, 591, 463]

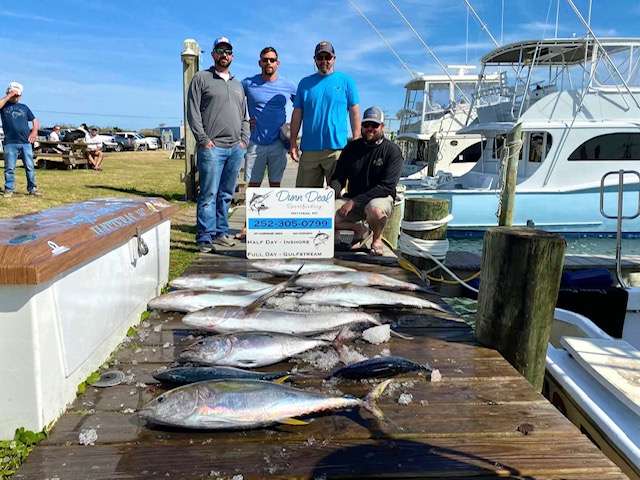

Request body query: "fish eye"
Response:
[156, 396, 165, 403]
[196, 340, 205, 346]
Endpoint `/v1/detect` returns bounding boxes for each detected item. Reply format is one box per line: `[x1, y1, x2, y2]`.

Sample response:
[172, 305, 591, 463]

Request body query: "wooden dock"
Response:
[15, 251, 627, 479]
[14, 161, 631, 479]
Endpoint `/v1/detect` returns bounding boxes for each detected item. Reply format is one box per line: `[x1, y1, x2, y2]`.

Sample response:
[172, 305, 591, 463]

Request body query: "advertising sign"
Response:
[246, 187, 335, 259]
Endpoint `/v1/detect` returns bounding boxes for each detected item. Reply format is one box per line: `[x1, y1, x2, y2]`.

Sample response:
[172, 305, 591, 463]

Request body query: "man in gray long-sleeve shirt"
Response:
[187, 36, 250, 253]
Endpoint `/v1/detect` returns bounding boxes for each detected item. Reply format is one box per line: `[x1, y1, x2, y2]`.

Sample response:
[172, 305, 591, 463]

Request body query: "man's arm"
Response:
[0, 90, 19, 110]
[28, 119, 39, 144]
[289, 107, 303, 161]
[186, 76, 212, 148]
[349, 104, 361, 140]
[240, 95, 249, 149]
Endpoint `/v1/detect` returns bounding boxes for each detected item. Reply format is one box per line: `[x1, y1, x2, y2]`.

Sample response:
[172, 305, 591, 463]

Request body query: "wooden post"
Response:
[400, 198, 450, 274]
[181, 39, 201, 202]
[475, 226, 566, 391]
[498, 123, 523, 226]
[426, 132, 439, 177]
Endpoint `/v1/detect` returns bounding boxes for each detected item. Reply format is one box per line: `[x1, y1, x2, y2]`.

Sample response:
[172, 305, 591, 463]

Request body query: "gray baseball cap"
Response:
[362, 106, 384, 124]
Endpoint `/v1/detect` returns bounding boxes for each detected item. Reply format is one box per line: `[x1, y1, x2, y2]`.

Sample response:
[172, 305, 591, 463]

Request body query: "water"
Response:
[448, 236, 640, 256]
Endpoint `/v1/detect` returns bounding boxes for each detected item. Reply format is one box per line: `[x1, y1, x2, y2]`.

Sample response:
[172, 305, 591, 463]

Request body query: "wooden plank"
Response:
[562, 337, 640, 416]
[0, 198, 179, 284]
[19, 437, 623, 479]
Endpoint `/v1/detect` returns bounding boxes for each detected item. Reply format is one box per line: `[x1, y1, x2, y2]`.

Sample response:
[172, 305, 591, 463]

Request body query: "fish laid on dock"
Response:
[295, 271, 431, 292]
[327, 356, 430, 380]
[182, 306, 381, 336]
[138, 378, 391, 429]
[169, 274, 272, 292]
[178, 332, 331, 368]
[299, 285, 448, 312]
[153, 366, 290, 386]
[251, 259, 356, 276]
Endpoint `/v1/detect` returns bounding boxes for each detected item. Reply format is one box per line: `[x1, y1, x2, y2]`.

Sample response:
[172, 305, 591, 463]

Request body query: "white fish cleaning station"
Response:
[0, 197, 178, 439]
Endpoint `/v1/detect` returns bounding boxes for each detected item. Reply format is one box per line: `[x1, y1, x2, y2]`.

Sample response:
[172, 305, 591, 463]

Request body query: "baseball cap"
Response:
[91, 126, 98, 131]
[213, 36, 233, 49]
[362, 106, 384, 125]
[7, 82, 23, 95]
[314, 41, 335, 56]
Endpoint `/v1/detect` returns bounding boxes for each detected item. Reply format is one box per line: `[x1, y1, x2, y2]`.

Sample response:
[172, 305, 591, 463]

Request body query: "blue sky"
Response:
[2, 0, 639, 133]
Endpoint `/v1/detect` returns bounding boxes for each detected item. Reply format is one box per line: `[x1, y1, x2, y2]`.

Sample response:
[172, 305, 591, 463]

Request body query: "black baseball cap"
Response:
[314, 41, 335, 56]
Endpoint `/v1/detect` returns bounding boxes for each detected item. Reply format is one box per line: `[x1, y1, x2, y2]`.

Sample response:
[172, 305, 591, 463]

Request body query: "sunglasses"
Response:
[315, 54, 334, 61]
[362, 121, 380, 129]
[261, 57, 278, 63]
[214, 48, 233, 55]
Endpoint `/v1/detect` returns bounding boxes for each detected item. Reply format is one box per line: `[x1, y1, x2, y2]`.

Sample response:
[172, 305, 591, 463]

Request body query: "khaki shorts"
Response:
[295, 149, 341, 187]
[335, 195, 394, 223]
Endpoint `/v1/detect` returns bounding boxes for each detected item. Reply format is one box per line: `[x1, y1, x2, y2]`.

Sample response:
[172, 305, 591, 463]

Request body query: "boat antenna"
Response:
[347, 0, 415, 79]
[555, 0, 560, 38]
[386, 0, 473, 105]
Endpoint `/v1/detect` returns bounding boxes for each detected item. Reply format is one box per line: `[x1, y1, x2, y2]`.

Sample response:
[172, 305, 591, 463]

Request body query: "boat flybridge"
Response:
[397, 66, 502, 180]
[401, 38, 640, 235]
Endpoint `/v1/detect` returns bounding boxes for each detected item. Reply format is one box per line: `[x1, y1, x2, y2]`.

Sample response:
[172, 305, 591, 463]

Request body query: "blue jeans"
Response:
[4, 143, 37, 193]
[196, 145, 244, 243]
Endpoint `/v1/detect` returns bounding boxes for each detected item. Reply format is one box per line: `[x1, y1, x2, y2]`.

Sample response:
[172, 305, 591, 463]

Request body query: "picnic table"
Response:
[34, 141, 94, 170]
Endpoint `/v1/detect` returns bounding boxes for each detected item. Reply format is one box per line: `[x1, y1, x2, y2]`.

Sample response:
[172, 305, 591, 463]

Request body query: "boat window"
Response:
[568, 133, 640, 161]
[452, 140, 486, 163]
[429, 83, 450, 110]
[528, 132, 553, 163]
[454, 82, 476, 104]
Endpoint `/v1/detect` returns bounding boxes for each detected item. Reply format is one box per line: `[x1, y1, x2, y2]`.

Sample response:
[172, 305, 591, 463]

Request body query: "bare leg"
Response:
[365, 206, 388, 254]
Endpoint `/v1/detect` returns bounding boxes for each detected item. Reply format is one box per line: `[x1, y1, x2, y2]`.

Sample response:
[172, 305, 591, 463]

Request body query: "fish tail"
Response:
[390, 329, 414, 340]
[333, 326, 350, 365]
[363, 379, 392, 421]
[245, 265, 304, 310]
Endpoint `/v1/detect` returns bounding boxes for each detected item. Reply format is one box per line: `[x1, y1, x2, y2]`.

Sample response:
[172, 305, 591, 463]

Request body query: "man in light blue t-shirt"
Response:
[235, 46, 297, 240]
[290, 41, 360, 188]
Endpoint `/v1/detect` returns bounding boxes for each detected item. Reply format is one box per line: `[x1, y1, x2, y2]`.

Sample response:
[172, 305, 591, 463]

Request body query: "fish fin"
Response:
[390, 329, 414, 340]
[277, 417, 309, 426]
[273, 375, 291, 384]
[245, 264, 304, 310]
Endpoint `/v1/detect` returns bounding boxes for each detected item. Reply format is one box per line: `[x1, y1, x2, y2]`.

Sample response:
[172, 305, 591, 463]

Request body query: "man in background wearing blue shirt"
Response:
[0, 82, 42, 198]
[236, 46, 296, 240]
[290, 41, 360, 188]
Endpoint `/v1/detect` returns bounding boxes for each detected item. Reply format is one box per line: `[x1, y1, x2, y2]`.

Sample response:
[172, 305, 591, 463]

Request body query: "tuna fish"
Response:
[153, 366, 290, 386]
[295, 271, 431, 292]
[149, 267, 301, 313]
[182, 307, 381, 336]
[138, 378, 391, 429]
[168, 274, 272, 292]
[298, 285, 448, 313]
[251, 259, 356, 276]
[327, 356, 430, 380]
[178, 332, 332, 368]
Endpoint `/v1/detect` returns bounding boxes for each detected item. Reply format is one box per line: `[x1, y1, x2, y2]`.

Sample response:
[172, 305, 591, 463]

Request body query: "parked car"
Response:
[37, 129, 53, 141]
[95, 134, 118, 152]
[113, 132, 158, 151]
[111, 134, 135, 152]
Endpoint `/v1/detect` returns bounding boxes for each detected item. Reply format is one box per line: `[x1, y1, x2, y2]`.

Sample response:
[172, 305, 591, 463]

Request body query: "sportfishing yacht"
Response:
[397, 66, 502, 179]
[401, 37, 640, 236]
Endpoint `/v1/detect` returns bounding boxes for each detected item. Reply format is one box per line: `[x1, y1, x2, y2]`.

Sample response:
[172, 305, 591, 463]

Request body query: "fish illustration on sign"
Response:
[249, 192, 272, 215]
[313, 231, 329, 249]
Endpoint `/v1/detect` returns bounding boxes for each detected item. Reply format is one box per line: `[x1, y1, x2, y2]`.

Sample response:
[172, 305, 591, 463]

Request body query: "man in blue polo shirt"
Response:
[290, 41, 360, 188]
[236, 46, 296, 240]
[0, 82, 42, 198]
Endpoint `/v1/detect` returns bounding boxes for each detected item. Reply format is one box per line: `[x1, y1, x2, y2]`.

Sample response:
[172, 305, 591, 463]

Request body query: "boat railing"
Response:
[599, 169, 640, 287]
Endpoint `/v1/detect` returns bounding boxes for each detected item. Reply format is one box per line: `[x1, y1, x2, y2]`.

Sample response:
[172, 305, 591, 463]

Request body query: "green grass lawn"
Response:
[0, 149, 198, 280]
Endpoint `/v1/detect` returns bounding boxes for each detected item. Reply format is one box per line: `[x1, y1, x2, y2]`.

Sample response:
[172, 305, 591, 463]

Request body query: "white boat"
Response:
[397, 66, 502, 180]
[401, 38, 640, 236]
[546, 298, 640, 479]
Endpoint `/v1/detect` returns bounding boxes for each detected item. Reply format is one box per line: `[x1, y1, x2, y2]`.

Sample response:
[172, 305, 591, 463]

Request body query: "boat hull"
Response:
[403, 184, 640, 236]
